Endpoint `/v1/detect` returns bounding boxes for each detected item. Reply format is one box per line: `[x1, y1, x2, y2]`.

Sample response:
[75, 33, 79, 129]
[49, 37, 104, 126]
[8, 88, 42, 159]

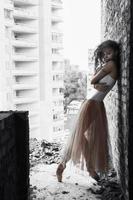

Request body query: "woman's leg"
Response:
[56, 99, 96, 182]
[82, 135, 100, 181]
[56, 163, 66, 182]
[56, 141, 72, 182]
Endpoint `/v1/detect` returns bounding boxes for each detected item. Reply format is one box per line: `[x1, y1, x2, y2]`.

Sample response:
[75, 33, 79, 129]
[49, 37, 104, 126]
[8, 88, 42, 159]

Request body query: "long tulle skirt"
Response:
[60, 99, 113, 173]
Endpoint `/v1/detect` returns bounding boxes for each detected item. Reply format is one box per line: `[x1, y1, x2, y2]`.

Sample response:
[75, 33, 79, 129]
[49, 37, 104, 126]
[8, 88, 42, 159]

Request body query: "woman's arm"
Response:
[94, 83, 109, 92]
[90, 61, 114, 84]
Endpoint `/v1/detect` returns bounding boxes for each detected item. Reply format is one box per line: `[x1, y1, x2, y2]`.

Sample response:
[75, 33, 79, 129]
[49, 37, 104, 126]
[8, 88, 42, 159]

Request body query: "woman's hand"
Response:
[91, 61, 114, 84]
[94, 83, 109, 92]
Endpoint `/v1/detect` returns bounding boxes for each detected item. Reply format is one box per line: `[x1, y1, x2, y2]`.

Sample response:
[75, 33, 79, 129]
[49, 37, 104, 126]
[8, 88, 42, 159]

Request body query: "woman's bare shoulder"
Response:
[102, 60, 117, 73]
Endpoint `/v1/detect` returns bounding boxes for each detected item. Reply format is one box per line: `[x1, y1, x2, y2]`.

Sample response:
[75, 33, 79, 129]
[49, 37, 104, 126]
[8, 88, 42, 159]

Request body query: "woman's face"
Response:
[102, 47, 115, 62]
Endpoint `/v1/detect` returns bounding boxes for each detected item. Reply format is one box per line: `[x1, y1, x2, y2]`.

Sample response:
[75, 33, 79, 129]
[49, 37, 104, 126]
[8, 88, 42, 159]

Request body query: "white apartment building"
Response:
[0, 0, 40, 138]
[39, 0, 64, 141]
[87, 49, 95, 98]
[0, 0, 64, 141]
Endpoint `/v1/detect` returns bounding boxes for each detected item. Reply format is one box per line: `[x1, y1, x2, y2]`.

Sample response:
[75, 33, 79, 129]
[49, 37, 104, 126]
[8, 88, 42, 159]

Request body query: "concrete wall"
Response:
[101, 0, 130, 199]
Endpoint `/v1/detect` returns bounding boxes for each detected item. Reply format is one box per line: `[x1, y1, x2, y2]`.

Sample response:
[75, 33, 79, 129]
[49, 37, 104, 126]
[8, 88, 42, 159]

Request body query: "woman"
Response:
[56, 40, 120, 182]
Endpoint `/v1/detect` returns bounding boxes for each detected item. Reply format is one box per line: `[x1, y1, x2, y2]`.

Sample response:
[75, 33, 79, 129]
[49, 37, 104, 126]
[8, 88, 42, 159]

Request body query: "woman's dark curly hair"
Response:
[94, 40, 121, 73]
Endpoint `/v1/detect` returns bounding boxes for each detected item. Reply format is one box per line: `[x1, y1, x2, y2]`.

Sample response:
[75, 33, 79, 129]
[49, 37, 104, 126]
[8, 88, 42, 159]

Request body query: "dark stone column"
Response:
[128, 1, 133, 199]
[0, 111, 29, 200]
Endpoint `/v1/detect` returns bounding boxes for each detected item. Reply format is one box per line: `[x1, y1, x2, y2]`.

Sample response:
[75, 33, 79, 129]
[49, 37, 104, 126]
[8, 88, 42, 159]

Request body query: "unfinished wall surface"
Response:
[0, 111, 29, 200]
[101, 0, 130, 199]
[128, 1, 133, 199]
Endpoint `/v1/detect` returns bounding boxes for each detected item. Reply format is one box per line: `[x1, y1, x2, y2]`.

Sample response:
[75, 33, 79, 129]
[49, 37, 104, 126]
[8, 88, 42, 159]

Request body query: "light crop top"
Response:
[87, 74, 116, 102]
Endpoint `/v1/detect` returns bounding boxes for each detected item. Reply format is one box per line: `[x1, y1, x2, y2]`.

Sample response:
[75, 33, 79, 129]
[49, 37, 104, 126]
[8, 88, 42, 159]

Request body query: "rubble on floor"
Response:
[29, 138, 125, 200]
[89, 173, 125, 200]
[30, 138, 62, 167]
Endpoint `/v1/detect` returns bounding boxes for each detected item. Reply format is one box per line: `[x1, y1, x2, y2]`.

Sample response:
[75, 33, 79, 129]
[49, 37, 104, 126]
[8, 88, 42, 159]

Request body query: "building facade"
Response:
[39, 0, 64, 141]
[0, 0, 40, 138]
[87, 49, 95, 99]
[0, 0, 64, 140]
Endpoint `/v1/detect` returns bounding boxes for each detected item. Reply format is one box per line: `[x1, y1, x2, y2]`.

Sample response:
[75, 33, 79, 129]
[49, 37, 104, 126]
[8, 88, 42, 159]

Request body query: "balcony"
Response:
[14, 97, 38, 104]
[12, 53, 38, 62]
[52, 93, 64, 100]
[52, 42, 63, 49]
[52, 28, 62, 34]
[5, 19, 14, 27]
[52, 106, 64, 113]
[52, 32, 63, 45]
[51, 0, 63, 10]
[4, 0, 13, 10]
[13, 8, 38, 20]
[12, 23, 37, 34]
[51, 15, 63, 23]
[29, 111, 39, 117]
[52, 80, 64, 87]
[52, 54, 63, 62]
[30, 124, 39, 130]
[13, 83, 38, 90]
[52, 68, 64, 73]
[12, 70, 38, 76]
[12, 39, 37, 48]
[53, 119, 64, 126]
[52, 0, 63, 4]
[14, 0, 38, 6]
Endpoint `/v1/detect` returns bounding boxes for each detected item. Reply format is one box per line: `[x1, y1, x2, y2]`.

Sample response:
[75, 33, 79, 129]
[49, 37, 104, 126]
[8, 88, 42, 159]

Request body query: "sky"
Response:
[62, 0, 101, 70]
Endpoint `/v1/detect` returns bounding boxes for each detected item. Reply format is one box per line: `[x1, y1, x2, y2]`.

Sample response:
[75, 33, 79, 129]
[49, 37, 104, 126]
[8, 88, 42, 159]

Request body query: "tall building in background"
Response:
[12, 0, 40, 137]
[87, 49, 95, 98]
[0, 0, 64, 141]
[39, 0, 64, 141]
[0, 0, 40, 138]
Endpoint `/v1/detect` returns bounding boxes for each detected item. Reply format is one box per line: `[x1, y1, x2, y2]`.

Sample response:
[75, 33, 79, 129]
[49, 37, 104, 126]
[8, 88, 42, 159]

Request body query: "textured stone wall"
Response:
[128, 1, 133, 199]
[0, 111, 29, 200]
[101, 0, 130, 199]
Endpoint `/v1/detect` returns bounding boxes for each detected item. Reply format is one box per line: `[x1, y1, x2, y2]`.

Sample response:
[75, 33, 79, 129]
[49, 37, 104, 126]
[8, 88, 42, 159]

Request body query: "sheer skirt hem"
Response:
[60, 99, 113, 173]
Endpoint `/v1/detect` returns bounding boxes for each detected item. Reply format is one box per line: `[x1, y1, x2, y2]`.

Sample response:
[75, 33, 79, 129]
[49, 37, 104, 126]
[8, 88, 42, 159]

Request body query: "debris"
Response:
[29, 138, 61, 167]
[62, 191, 70, 194]
[29, 138, 124, 200]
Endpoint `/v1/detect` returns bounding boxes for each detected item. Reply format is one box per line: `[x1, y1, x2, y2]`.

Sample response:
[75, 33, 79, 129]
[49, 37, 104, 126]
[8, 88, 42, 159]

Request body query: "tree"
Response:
[64, 70, 87, 113]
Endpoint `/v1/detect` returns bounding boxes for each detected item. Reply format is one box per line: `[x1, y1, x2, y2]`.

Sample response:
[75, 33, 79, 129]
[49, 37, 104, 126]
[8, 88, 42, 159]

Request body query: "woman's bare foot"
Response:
[89, 170, 100, 181]
[56, 163, 66, 182]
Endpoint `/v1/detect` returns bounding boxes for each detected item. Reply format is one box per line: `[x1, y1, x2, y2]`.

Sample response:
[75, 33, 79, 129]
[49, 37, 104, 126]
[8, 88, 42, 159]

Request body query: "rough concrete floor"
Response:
[30, 162, 102, 200]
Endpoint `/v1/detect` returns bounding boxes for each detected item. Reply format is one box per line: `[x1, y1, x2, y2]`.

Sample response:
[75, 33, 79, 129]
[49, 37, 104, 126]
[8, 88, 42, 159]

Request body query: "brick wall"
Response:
[0, 111, 29, 200]
[101, 0, 130, 199]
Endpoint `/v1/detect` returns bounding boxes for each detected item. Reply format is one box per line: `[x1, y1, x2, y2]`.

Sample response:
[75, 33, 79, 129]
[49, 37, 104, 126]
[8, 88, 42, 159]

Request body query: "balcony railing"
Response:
[6, 0, 13, 3]
[30, 123, 39, 130]
[52, 0, 63, 4]
[4, 0, 13, 10]
[14, 0, 38, 6]
[52, 82, 64, 88]
[52, 42, 63, 49]
[51, 15, 63, 23]
[14, 97, 38, 104]
[13, 8, 38, 20]
[13, 83, 38, 90]
[51, 0, 63, 10]
[12, 70, 38, 76]
[52, 54, 63, 62]
[12, 39, 37, 48]
[52, 32, 63, 43]
[12, 23, 37, 34]
[29, 111, 39, 117]
[12, 54, 38, 62]
[52, 28, 62, 34]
